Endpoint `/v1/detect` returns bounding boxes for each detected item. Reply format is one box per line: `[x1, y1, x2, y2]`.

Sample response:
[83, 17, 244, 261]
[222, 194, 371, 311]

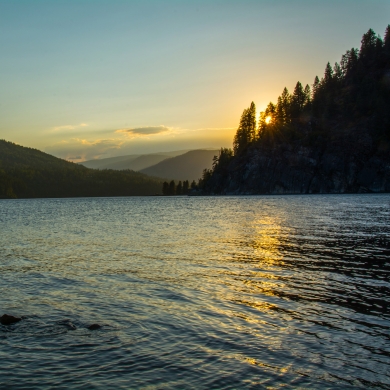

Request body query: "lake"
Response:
[0, 195, 389, 389]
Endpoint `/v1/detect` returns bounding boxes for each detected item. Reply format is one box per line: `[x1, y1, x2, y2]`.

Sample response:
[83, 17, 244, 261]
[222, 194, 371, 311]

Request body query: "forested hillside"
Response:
[140, 149, 219, 182]
[79, 149, 188, 170]
[96, 154, 170, 171]
[0, 140, 163, 198]
[201, 26, 390, 195]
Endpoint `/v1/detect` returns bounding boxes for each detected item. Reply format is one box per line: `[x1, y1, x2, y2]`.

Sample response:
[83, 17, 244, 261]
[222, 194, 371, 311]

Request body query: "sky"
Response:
[0, 0, 389, 162]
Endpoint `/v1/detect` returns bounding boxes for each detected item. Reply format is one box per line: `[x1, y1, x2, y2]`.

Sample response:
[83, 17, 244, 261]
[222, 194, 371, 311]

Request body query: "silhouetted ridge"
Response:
[0, 140, 163, 198]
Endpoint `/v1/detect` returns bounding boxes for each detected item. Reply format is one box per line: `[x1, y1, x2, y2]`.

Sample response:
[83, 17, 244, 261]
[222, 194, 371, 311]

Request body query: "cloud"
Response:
[52, 123, 89, 132]
[116, 125, 171, 136]
[45, 138, 126, 162]
[44, 125, 235, 162]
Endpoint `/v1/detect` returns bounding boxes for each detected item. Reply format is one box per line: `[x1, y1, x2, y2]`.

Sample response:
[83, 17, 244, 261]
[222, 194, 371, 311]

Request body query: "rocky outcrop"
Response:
[0, 314, 22, 325]
[205, 130, 390, 195]
[87, 324, 101, 330]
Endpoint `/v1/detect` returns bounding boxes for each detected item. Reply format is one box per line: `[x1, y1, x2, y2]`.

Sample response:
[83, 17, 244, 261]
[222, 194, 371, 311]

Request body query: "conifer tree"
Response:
[304, 84, 311, 106]
[233, 102, 256, 155]
[168, 180, 176, 195]
[384, 25, 390, 65]
[176, 181, 182, 195]
[258, 102, 276, 137]
[182, 180, 189, 194]
[312, 76, 320, 99]
[340, 48, 359, 83]
[291, 81, 305, 118]
[333, 62, 343, 81]
[275, 87, 291, 125]
[323, 62, 334, 84]
[162, 181, 169, 195]
[360, 28, 377, 60]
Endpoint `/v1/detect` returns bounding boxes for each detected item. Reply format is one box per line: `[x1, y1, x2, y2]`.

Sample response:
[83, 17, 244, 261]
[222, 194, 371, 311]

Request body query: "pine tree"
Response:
[233, 102, 256, 155]
[340, 48, 359, 83]
[275, 87, 291, 125]
[312, 76, 320, 99]
[258, 102, 276, 137]
[168, 180, 176, 195]
[384, 25, 390, 65]
[182, 180, 189, 194]
[333, 62, 343, 81]
[291, 81, 305, 118]
[176, 181, 182, 195]
[162, 181, 169, 195]
[323, 62, 334, 85]
[304, 84, 311, 106]
[360, 28, 377, 60]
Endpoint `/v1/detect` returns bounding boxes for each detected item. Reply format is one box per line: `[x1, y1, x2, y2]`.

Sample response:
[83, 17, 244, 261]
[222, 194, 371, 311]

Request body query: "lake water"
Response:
[0, 195, 389, 389]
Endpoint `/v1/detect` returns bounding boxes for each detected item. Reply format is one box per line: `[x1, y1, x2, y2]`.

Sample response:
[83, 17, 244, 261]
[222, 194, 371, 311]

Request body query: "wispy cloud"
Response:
[44, 125, 235, 162]
[116, 125, 171, 136]
[52, 123, 89, 132]
[45, 137, 125, 162]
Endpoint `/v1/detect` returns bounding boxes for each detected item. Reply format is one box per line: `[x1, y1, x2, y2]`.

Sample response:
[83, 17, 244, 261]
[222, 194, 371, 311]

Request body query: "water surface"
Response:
[0, 195, 389, 389]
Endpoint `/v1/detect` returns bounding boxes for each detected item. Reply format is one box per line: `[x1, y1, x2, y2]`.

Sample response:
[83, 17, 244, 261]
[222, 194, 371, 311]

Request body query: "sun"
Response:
[265, 116, 272, 124]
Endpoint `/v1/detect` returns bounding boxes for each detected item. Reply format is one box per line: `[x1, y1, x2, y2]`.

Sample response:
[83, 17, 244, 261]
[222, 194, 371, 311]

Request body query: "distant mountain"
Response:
[102, 154, 169, 171]
[0, 140, 163, 198]
[80, 149, 190, 170]
[140, 150, 219, 182]
[80, 154, 141, 169]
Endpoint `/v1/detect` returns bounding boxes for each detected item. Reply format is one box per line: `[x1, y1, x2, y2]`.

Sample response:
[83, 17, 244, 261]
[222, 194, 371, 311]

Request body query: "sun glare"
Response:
[265, 116, 272, 124]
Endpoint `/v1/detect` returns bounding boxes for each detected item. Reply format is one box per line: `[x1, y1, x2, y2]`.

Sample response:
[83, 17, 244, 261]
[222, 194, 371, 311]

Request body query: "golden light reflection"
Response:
[251, 217, 284, 265]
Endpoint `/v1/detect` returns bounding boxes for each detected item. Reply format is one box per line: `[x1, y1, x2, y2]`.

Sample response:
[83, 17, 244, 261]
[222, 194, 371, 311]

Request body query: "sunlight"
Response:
[265, 116, 272, 124]
[250, 217, 284, 265]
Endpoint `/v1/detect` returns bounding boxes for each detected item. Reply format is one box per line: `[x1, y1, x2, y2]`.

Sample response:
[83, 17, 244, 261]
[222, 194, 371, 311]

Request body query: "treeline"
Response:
[199, 25, 390, 194]
[0, 140, 164, 198]
[161, 179, 197, 195]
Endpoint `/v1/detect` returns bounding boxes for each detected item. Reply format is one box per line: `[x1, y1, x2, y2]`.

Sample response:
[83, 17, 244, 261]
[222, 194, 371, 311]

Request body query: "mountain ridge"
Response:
[140, 149, 220, 182]
[79, 149, 190, 169]
[0, 140, 163, 198]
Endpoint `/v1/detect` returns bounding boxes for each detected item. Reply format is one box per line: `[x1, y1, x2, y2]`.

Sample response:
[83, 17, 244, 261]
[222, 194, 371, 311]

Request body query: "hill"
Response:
[0, 140, 163, 198]
[201, 26, 390, 195]
[79, 149, 189, 170]
[103, 154, 170, 171]
[140, 149, 219, 182]
[79, 154, 141, 169]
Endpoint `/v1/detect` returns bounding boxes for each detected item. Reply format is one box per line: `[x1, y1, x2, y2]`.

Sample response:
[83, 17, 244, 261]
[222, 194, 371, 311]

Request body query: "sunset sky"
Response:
[1, 0, 389, 162]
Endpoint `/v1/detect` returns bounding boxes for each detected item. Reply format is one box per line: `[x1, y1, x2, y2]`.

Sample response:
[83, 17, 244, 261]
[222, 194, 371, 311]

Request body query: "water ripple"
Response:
[0, 194, 389, 388]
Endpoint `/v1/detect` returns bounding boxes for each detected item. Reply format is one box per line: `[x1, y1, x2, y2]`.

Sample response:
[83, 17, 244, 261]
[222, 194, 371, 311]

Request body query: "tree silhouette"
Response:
[162, 181, 169, 195]
[168, 180, 176, 195]
[182, 180, 189, 194]
[233, 102, 256, 155]
[176, 181, 182, 195]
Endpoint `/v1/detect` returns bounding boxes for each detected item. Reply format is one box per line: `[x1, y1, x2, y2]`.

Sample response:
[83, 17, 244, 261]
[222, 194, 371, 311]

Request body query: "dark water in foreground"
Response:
[0, 195, 389, 389]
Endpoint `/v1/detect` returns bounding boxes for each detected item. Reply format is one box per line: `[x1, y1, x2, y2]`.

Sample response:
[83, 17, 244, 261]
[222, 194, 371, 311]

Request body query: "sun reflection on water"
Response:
[250, 217, 285, 265]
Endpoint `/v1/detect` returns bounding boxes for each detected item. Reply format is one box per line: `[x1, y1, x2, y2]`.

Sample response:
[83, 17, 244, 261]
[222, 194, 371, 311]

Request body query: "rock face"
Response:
[204, 129, 390, 195]
[0, 314, 22, 325]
